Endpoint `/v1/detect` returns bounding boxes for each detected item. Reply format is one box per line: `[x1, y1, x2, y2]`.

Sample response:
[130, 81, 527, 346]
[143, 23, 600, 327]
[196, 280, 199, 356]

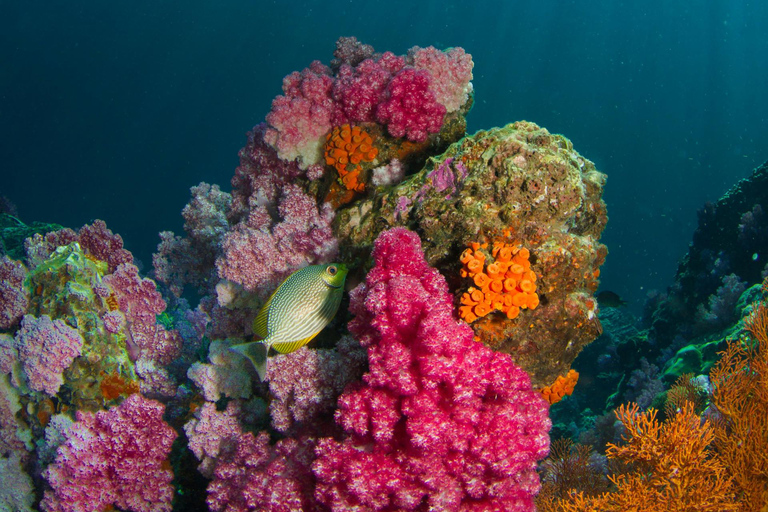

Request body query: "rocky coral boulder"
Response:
[335, 121, 608, 386]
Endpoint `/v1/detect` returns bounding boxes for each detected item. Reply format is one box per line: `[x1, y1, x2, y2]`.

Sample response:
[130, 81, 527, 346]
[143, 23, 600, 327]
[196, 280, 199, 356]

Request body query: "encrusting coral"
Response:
[540, 369, 579, 405]
[324, 124, 379, 192]
[459, 241, 539, 322]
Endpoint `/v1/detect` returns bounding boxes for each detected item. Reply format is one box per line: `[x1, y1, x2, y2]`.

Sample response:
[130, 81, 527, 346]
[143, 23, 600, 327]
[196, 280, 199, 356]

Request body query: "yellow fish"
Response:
[231, 263, 348, 381]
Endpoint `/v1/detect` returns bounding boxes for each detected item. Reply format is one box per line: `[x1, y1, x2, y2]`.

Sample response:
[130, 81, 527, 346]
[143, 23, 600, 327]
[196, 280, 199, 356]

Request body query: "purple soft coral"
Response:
[0, 256, 28, 330]
[15, 315, 83, 396]
[207, 432, 319, 512]
[41, 394, 177, 512]
[216, 184, 338, 297]
[103, 263, 181, 366]
[313, 228, 551, 512]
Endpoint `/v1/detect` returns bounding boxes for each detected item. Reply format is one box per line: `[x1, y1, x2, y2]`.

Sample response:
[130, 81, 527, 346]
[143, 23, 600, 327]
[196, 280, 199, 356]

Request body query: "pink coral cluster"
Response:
[409, 46, 474, 112]
[264, 61, 336, 168]
[24, 220, 132, 272]
[267, 337, 366, 435]
[264, 39, 472, 165]
[41, 394, 177, 512]
[14, 315, 83, 396]
[102, 263, 181, 365]
[0, 256, 28, 330]
[313, 228, 551, 511]
[216, 183, 338, 297]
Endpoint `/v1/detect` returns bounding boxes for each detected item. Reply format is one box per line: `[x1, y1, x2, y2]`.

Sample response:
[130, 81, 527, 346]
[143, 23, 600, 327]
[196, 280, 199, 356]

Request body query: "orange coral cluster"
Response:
[99, 371, 140, 401]
[459, 241, 539, 322]
[324, 124, 378, 192]
[540, 369, 579, 405]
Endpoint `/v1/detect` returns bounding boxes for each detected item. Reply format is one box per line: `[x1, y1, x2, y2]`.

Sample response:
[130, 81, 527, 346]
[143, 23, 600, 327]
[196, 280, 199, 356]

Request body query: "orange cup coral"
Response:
[324, 124, 378, 192]
[459, 241, 539, 323]
[540, 369, 579, 405]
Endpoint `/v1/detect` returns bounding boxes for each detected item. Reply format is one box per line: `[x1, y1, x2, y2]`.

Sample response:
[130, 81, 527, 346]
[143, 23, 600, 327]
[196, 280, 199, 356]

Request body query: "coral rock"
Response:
[335, 121, 608, 386]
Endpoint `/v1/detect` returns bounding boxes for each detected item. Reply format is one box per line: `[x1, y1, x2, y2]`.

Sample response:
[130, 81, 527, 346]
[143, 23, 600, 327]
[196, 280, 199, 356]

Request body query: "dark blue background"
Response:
[3, 1, 767, 309]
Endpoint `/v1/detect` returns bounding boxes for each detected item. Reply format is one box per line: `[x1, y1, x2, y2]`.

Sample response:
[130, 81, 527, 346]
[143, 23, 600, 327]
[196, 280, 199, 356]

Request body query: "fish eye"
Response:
[327, 265, 337, 276]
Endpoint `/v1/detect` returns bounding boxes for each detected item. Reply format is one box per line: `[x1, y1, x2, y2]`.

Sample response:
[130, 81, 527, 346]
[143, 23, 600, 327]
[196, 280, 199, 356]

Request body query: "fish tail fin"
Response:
[230, 341, 269, 381]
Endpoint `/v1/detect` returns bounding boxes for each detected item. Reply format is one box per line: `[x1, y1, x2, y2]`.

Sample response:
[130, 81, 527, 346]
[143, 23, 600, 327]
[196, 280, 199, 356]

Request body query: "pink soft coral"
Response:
[313, 228, 551, 512]
[41, 394, 177, 512]
[264, 61, 335, 168]
[409, 46, 474, 113]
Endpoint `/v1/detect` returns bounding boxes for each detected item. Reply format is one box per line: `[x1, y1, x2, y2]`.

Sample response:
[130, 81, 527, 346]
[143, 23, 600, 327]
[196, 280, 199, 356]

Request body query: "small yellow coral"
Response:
[459, 241, 539, 322]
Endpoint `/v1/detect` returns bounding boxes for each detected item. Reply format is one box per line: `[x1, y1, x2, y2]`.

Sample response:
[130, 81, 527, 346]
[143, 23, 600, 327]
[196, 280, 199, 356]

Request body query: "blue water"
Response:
[2, 1, 767, 309]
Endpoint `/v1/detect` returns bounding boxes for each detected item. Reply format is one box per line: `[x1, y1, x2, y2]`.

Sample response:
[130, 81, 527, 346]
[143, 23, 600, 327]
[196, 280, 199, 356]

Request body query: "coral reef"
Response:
[650, 159, 768, 348]
[0, 37, 631, 512]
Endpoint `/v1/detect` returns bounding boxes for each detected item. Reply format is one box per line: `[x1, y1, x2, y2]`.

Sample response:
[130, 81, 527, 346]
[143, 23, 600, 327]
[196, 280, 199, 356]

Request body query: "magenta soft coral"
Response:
[41, 394, 177, 512]
[313, 228, 551, 512]
[331, 51, 405, 125]
[375, 67, 447, 142]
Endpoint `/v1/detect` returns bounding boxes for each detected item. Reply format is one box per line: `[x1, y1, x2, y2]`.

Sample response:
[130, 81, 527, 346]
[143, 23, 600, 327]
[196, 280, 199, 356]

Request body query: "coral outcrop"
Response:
[334, 121, 608, 386]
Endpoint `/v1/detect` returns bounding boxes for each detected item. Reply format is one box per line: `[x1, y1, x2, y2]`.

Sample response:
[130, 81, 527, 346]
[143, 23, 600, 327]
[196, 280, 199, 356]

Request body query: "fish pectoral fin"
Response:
[230, 341, 269, 382]
[271, 332, 320, 354]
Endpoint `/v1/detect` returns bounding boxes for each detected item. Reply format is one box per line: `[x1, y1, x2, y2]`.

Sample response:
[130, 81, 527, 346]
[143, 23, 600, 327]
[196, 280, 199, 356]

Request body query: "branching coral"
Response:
[553, 402, 737, 512]
[709, 298, 768, 510]
[537, 439, 610, 511]
[459, 241, 539, 322]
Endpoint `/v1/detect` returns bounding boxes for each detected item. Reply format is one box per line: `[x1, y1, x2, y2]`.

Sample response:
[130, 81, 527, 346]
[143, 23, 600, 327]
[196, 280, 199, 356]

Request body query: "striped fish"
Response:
[231, 263, 348, 381]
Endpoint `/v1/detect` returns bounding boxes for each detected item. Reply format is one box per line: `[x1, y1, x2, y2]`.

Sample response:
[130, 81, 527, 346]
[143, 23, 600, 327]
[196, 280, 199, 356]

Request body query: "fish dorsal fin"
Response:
[271, 332, 320, 354]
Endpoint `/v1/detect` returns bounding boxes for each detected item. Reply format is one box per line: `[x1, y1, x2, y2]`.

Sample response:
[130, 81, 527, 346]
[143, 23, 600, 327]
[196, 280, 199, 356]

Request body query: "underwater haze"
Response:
[2, 0, 768, 310]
